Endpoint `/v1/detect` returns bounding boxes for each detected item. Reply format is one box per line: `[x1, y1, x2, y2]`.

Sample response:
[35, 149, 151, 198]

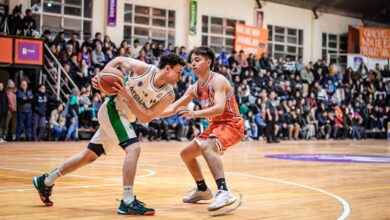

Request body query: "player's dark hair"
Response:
[189, 46, 215, 70]
[158, 54, 186, 69]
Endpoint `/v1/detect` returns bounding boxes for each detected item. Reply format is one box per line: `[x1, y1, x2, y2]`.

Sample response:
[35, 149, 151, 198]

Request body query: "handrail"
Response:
[44, 43, 79, 99]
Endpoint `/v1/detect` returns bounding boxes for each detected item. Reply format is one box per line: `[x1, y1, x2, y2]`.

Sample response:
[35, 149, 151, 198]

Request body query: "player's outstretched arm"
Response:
[158, 85, 196, 118]
[105, 57, 150, 76]
[178, 75, 227, 119]
[112, 81, 175, 123]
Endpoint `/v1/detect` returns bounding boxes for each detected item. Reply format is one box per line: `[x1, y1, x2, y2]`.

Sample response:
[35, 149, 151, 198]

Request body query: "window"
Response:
[322, 33, 348, 67]
[31, 0, 93, 39]
[267, 25, 303, 61]
[202, 15, 244, 53]
[124, 4, 175, 47]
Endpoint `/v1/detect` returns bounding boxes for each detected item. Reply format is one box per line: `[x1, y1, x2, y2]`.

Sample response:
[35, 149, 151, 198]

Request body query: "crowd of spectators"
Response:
[0, 7, 389, 144]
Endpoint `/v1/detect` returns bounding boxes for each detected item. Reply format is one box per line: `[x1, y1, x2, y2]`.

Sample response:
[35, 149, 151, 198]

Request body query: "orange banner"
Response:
[359, 27, 390, 59]
[0, 37, 13, 64]
[235, 23, 268, 58]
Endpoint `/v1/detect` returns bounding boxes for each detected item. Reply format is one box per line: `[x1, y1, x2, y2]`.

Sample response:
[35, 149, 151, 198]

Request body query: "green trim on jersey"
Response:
[107, 96, 129, 143]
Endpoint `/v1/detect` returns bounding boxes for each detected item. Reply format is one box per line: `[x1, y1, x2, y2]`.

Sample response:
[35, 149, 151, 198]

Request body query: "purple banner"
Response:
[265, 154, 390, 163]
[17, 42, 40, 62]
[107, 0, 117, 26]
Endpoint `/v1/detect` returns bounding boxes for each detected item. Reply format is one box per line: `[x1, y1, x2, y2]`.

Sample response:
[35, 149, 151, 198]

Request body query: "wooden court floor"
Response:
[0, 140, 389, 219]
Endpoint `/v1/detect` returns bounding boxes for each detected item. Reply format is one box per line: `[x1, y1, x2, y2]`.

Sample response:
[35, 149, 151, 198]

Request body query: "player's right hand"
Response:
[92, 75, 100, 90]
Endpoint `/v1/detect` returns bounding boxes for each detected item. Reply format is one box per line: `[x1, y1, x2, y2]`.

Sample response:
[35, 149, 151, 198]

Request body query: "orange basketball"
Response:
[98, 67, 125, 95]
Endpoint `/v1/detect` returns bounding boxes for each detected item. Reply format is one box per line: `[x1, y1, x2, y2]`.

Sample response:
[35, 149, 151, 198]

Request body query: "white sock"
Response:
[44, 168, 62, 187]
[123, 186, 135, 204]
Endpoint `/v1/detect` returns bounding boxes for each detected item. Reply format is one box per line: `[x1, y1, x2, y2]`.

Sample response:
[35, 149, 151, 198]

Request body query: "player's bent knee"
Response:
[87, 143, 105, 158]
[124, 142, 141, 155]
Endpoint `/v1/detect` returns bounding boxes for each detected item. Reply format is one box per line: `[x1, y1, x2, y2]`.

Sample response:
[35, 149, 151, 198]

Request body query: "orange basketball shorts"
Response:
[195, 119, 245, 153]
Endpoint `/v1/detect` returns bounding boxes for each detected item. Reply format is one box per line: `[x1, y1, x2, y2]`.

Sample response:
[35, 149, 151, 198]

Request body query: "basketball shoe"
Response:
[182, 187, 213, 203]
[117, 197, 155, 215]
[208, 189, 237, 211]
[32, 174, 54, 206]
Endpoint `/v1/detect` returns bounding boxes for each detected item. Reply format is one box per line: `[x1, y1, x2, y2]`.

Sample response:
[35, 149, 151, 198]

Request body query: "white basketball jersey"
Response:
[114, 65, 173, 122]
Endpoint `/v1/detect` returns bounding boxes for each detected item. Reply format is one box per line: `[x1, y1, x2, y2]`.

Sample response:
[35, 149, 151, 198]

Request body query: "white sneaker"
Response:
[182, 187, 213, 203]
[0, 138, 5, 144]
[208, 190, 237, 211]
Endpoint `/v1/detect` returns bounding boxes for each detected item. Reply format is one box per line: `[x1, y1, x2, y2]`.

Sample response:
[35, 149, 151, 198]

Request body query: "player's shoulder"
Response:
[211, 72, 231, 87]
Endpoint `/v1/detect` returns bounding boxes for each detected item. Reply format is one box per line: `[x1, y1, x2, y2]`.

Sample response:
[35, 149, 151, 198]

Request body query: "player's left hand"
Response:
[177, 106, 196, 120]
[112, 82, 128, 98]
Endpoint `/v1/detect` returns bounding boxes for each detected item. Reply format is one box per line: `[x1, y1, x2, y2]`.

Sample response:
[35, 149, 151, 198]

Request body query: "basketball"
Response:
[98, 67, 125, 95]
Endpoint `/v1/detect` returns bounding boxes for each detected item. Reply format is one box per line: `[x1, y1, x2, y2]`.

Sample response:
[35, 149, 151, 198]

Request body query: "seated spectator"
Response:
[93, 32, 103, 49]
[103, 35, 117, 53]
[67, 32, 80, 53]
[50, 102, 67, 141]
[179, 46, 188, 60]
[317, 110, 331, 139]
[53, 31, 67, 52]
[61, 43, 74, 64]
[22, 9, 37, 37]
[133, 120, 156, 141]
[77, 45, 92, 67]
[91, 43, 106, 69]
[143, 42, 155, 64]
[131, 39, 142, 58]
[162, 114, 183, 141]
[105, 48, 116, 63]
[244, 110, 258, 140]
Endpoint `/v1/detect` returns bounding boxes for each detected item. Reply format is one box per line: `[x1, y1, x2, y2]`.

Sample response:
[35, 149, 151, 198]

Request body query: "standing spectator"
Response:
[64, 88, 80, 141]
[16, 80, 33, 141]
[265, 91, 279, 143]
[67, 32, 80, 53]
[0, 83, 8, 143]
[42, 29, 52, 45]
[32, 84, 48, 141]
[4, 80, 17, 141]
[91, 43, 106, 69]
[50, 102, 67, 141]
[6, 5, 23, 35]
[130, 39, 142, 58]
[22, 9, 37, 36]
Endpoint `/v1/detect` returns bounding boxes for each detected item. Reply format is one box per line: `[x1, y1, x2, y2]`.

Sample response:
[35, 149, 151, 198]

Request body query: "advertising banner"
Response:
[107, 0, 117, 26]
[235, 23, 268, 57]
[359, 27, 390, 59]
[14, 38, 43, 66]
[189, 0, 197, 35]
[0, 37, 12, 64]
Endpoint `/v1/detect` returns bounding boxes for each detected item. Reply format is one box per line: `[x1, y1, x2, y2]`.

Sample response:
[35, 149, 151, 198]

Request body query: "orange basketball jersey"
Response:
[193, 72, 242, 124]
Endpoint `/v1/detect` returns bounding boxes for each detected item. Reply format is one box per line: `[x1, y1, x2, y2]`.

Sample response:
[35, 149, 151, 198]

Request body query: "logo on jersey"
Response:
[129, 86, 149, 110]
[138, 81, 143, 87]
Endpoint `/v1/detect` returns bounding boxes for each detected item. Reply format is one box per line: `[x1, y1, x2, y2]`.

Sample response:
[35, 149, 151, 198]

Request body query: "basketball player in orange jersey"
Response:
[32, 54, 185, 215]
[159, 46, 245, 211]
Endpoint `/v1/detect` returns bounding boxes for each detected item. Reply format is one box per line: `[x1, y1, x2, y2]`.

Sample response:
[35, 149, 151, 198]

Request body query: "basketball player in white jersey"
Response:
[32, 54, 185, 215]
